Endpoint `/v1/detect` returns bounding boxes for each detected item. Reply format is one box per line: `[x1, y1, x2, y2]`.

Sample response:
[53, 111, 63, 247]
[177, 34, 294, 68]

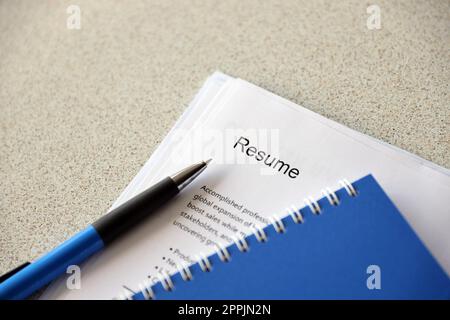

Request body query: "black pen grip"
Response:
[93, 177, 179, 245]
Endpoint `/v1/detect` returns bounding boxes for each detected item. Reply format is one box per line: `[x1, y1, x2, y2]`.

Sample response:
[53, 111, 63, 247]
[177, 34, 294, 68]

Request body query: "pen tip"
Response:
[204, 158, 212, 165]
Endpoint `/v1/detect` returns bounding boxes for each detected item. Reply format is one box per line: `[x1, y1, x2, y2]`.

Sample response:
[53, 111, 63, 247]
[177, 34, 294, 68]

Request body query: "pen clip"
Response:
[0, 262, 31, 283]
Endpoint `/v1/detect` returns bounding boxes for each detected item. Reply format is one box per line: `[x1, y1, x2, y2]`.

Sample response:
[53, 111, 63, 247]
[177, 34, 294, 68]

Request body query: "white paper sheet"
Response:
[41, 73, 450, 299]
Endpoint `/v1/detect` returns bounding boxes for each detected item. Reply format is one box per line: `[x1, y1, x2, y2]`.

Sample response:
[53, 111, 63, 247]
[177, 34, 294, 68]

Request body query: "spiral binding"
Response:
[117, 178, 358, 300]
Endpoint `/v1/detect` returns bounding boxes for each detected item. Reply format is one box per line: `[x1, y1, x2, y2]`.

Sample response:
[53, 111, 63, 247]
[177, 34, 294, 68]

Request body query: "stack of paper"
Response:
[42, 72, 450, 299]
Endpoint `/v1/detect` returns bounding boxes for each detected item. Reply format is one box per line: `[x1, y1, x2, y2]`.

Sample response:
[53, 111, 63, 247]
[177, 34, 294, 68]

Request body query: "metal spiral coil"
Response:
[118, 178, 357, 300]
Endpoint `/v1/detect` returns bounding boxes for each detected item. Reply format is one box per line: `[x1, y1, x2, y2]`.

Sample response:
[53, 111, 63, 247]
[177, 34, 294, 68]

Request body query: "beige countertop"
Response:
[0, 0, 449, 274]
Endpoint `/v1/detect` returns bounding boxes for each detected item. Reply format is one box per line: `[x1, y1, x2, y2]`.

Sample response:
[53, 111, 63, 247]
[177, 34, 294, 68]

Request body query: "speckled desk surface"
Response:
[0, 0, 449, 274]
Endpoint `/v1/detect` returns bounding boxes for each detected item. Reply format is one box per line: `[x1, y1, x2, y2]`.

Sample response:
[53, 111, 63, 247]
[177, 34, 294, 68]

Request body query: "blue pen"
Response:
[0, 160, 211, 300]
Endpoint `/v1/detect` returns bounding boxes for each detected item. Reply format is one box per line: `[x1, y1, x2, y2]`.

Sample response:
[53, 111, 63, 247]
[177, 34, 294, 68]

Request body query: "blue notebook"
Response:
[132, 175, 450, 299]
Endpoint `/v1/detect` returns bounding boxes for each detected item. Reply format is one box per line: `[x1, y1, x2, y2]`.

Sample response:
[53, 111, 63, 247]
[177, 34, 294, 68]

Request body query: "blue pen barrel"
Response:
[0, 226, 104, 300]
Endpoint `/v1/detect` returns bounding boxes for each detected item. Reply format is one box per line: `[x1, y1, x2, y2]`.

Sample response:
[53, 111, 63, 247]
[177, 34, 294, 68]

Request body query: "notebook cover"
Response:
[133, 175, 450, 299]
